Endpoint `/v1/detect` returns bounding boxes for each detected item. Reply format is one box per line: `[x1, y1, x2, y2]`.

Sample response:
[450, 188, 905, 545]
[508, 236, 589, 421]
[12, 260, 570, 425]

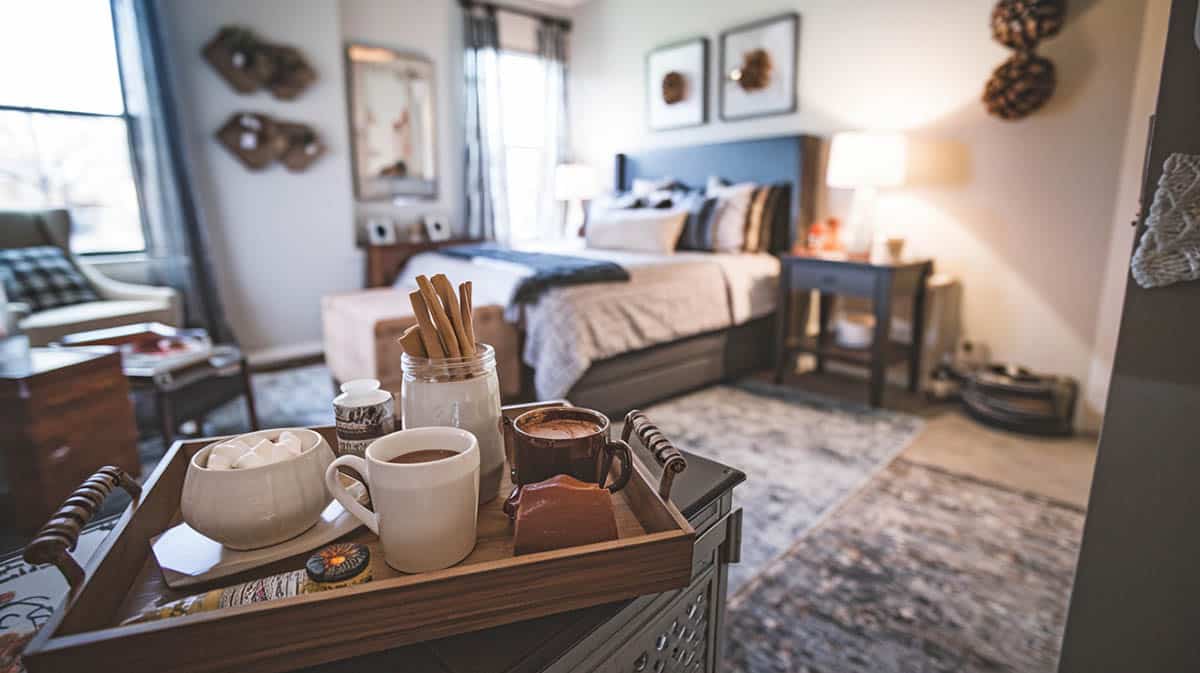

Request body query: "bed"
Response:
[358, 134, 822, 414]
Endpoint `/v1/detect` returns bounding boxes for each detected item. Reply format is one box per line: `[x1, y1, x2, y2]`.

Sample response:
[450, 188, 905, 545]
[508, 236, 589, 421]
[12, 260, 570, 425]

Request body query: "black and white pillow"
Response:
[0, 246, 99, 312]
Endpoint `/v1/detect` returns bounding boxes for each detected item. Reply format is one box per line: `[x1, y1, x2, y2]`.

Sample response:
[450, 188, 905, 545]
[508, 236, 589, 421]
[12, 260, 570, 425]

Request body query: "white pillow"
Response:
[632, 177, 677, 197]
[585, 209, 687, 254]
[706, 180, 757, 252]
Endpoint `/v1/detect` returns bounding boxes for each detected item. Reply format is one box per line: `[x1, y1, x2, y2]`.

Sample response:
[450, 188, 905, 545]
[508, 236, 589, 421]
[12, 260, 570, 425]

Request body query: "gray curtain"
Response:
[535, 20, 568, 240]
[463, 7, 510, 243]
[111, 0, 234, 343]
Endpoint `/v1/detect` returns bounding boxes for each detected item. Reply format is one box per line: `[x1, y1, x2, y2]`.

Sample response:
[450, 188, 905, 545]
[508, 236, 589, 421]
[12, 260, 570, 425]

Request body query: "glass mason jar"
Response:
[401, 344, 504, 504]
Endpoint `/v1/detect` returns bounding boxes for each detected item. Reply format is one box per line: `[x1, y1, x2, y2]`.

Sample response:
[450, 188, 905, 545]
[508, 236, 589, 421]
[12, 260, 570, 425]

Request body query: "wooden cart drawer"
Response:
[789, 263, 876, 297]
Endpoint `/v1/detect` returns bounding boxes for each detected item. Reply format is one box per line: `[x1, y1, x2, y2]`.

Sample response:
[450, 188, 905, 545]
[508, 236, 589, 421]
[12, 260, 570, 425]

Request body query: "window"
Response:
[497, 50, 547, 242]
[0, 0, 146, 254]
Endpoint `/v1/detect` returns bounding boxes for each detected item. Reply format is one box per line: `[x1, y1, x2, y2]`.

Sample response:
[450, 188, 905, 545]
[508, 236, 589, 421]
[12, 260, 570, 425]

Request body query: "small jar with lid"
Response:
[332, 379, 395, 458]
[401, 344, 503, 504]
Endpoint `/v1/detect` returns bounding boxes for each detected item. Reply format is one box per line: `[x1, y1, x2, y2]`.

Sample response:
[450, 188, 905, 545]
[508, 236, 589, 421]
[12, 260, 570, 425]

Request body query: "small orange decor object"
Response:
[823, 217, 845, 252]
[805, 219, 828, 251]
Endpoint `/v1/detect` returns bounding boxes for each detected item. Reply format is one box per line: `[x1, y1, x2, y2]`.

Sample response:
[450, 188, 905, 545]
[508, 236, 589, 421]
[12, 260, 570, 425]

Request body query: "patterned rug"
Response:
[642, 380, 924, 594]
[725, 459, 1085, 673]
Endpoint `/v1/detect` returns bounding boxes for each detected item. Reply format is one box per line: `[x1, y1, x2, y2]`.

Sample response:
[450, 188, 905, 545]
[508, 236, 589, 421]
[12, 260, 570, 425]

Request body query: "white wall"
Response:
[156, 0, 492, 362]
[570, 0, 1155, 427]
[340, 0, 464, 241]
[1083, 0, 1170, 426]
[158, 0, 359, 362]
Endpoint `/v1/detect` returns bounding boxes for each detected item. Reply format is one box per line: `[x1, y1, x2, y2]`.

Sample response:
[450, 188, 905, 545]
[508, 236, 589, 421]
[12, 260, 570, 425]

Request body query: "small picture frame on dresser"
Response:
[366, 218, 398, 246]
[423, 214, 451, 242]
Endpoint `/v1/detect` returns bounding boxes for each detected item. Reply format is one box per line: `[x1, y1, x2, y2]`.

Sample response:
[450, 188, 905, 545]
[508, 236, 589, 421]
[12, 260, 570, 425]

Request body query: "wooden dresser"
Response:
[0, 348, 139, 531]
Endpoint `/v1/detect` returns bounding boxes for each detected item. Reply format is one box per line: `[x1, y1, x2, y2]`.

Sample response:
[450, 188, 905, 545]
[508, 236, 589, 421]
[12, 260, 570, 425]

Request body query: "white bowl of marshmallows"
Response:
[181, 428, 336, 550]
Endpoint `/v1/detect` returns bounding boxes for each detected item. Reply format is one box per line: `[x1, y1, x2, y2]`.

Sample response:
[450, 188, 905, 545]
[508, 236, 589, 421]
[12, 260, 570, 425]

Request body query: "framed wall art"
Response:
[719, 13, 799, 121]
[345, 43, 438, 201]
[646, 37, 708, 131]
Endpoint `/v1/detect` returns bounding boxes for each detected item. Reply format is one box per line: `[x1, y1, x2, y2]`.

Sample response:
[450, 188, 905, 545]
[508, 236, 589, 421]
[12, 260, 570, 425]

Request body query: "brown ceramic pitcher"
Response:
[504, 406, 633, 492]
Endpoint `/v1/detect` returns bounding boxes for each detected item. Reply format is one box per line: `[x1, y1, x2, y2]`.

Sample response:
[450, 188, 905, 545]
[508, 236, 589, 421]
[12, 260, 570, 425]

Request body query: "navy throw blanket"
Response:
[439, 243, 630, 303]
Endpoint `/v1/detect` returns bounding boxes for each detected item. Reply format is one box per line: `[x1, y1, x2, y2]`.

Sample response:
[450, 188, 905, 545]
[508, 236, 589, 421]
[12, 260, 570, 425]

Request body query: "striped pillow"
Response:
[676, 193, 721, 251]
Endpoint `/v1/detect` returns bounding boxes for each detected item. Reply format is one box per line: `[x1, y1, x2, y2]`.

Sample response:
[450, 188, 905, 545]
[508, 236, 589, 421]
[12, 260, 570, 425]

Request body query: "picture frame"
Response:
[345, 43, 439, 201]
[646, 37, 708, 131]
[719, 13, 799, 121]
[366, 217, 398, 246]
[423, 214, 451, 242]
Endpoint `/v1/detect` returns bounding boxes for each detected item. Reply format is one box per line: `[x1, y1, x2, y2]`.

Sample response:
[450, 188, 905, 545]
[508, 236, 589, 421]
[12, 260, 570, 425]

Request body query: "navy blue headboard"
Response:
[615, 134, 821, 253]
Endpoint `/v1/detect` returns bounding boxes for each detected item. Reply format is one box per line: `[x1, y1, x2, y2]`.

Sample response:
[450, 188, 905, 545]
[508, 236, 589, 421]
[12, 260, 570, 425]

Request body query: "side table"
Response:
[0, 348, 140, 531]
[775, 254, 933, 407]
[127, 348, 259, 444]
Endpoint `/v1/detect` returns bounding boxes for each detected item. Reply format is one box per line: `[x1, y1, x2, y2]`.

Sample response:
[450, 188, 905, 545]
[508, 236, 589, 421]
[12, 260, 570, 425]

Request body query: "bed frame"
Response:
[567, 134, 823, 414]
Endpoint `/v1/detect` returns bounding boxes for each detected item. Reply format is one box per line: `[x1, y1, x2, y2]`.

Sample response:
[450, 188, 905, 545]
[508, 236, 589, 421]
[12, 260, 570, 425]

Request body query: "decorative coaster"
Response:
[1132, 153, 1200, 288]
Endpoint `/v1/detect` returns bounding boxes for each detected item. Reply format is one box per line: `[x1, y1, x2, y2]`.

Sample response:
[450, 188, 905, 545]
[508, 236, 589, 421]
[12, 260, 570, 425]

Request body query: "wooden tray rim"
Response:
[24, 414, 694, 669]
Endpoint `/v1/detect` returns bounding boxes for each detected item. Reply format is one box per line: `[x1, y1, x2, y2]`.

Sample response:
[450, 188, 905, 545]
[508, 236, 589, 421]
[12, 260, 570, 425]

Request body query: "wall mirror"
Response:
[345, 44, 437, 201]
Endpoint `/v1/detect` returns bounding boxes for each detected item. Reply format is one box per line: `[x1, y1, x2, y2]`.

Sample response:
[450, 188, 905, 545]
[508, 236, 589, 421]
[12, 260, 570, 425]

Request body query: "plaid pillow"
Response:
[0, 246, 99, 311]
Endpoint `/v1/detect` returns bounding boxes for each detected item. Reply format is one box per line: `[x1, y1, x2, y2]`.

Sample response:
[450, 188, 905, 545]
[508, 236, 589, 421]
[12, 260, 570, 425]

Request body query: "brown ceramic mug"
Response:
[506, 407, 633, 492]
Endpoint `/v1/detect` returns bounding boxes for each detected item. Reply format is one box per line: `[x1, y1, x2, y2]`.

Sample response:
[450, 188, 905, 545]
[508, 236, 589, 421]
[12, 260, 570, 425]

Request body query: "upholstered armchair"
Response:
[0, 209, 182, 345]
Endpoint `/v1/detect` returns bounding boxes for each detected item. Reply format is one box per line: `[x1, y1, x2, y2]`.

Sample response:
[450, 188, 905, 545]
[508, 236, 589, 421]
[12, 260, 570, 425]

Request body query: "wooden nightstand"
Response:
[364, 239, 481, 288]
[775, 254, 933, 407]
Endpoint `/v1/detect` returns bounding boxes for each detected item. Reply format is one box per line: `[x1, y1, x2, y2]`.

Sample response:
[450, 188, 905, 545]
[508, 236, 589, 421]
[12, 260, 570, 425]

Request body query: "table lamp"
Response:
[826, 132, 908, 256]
[555, 163, 598, 237]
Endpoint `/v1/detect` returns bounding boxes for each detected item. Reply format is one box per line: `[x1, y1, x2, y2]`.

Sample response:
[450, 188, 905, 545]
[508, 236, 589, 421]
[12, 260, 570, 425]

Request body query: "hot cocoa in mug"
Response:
[506, 407, 633, 492]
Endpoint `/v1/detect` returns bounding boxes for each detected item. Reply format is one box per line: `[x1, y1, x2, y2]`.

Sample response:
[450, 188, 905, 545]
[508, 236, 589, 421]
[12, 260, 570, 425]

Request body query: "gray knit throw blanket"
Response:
[1132, 153, 1200, 288]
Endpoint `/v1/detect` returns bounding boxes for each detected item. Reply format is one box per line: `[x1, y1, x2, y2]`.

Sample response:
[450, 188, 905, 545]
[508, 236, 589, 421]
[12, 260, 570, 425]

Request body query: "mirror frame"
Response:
[344, 42, 439, 202]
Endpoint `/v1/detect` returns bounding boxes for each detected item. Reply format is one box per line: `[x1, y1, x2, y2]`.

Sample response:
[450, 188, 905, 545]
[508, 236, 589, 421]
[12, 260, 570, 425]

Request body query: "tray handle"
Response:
[621, 410, 687, 500]
[23, 466, 141, 590]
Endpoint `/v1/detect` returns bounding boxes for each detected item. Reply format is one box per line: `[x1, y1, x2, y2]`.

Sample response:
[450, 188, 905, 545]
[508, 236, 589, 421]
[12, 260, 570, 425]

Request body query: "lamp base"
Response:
[843, 187, 878, 255]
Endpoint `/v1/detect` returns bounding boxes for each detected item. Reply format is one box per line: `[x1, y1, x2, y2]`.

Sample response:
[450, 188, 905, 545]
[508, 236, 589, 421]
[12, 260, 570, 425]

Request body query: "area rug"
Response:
[725, 459, 1085, 673]
[642, 379, 924, 594]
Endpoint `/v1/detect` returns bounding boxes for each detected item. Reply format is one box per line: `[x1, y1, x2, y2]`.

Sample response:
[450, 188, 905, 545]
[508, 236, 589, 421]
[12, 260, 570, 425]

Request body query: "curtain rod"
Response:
[458, 0, 572, 31]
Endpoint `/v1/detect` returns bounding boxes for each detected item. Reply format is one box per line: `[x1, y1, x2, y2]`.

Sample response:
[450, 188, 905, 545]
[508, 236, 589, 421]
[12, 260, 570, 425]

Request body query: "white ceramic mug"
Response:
[325, 427, 480, 573]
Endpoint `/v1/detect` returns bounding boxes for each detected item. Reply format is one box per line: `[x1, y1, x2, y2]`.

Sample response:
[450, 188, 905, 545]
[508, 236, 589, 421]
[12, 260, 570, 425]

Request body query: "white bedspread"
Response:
[396, 240, 779, 399]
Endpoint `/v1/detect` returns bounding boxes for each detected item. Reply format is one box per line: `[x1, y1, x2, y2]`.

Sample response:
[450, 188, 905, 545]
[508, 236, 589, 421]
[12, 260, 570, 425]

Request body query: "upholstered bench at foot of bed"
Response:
[320, 288, 522, 397]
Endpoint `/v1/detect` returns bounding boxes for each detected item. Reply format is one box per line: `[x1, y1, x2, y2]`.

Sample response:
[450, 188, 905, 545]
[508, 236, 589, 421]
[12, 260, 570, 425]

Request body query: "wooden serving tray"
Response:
[20, 404, 694, 673]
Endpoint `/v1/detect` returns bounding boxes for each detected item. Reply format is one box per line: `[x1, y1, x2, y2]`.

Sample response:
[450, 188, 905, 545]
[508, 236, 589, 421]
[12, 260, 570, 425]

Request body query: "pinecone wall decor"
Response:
[983, 52, 1056, 119]
[990, 0, 1066, 49]
[982, 0, 1067, 120]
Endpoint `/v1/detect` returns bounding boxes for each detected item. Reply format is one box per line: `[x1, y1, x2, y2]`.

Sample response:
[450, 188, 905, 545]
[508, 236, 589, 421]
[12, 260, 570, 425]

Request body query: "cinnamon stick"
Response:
[459, 281, 476, 351]
[433, 274, 474, 357]
[398, 324, 426, 357]
[415, 275, 461, 357]
[408, 290, 446, 359]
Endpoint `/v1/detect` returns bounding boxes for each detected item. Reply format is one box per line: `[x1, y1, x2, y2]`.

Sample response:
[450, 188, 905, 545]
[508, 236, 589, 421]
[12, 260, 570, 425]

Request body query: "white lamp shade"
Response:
[554, 163, 598, 201]
[826, 132, 908, 189]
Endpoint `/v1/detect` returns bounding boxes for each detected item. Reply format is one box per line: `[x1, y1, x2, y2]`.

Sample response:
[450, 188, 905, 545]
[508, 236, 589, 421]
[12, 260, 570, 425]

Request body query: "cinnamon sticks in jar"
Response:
[401, 275, 478, 378]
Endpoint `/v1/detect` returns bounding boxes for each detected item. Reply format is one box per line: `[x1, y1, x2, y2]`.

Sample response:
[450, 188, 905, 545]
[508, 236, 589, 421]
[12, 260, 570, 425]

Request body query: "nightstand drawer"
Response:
[789, 263, 876, 297]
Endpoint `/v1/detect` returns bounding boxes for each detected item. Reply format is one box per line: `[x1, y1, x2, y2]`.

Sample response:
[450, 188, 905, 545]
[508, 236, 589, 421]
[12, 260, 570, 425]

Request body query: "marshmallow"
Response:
[211, 440, 250, 464]
[210, 433, 307, 470]
[276, 431, 303, 456]
[206, 453, 234, 470]
[232, 449, 268, 470]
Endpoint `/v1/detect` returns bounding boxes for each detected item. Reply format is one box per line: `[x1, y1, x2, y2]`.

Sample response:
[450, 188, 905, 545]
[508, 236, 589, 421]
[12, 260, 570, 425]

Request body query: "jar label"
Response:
[334, 398, 395, 457]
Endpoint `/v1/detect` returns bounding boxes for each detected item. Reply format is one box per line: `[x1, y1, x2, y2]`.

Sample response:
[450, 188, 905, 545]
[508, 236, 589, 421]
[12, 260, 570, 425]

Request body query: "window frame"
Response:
[0, 3, 150, 257]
